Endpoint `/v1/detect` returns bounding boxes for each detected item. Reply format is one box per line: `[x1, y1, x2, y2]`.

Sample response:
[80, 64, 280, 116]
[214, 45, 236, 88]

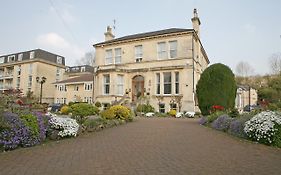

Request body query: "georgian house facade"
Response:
[53, 65, 94, 104]
[93, 9, 209, 112]
[0, 49, 65, 103]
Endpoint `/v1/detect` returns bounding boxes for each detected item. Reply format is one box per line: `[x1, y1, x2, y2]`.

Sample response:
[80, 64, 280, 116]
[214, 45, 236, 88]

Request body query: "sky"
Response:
[0, 0, 280, 75]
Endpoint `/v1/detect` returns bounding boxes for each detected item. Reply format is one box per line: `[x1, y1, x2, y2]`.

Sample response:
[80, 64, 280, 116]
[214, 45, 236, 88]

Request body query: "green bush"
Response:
[60, 105, 71, 115]
[268, 103, 278, 111]
[83, 117, 106, 131]
[228, 108, 239, 118]
[196, 63, 237, 115]
[273, 125, 281, 147]
[101, 109, 115, 120]
[168, 110, 177, 117]
[110, 105, 132, 121]
[71, 103, 99, 124]
[136, 104, 155, 113]
[20, 114, 39, 138]
[95, 101, 102, 108]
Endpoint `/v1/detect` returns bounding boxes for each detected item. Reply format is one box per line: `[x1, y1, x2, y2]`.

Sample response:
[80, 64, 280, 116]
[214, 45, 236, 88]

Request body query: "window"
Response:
[157, 42, 167, 59]
[8, 55, 15, 62]
[105, 49, 113, 64]
[17, 65, 21, 76]
[28, 76, 32, 87]
[0, 57, 4, 63]
[103, 103, 110, 110]
[135, 45, 143, 62]
[169, 41, 177, 58]
[18, 53, 23, 61]
[57, 56, 63, 64]
[175, 72, 179, 94]
[163, 72, 172, 94]
[103, 74, 110, 95]
[116, 75, 124, 95]
[74, 85, 79, 91]
[30, 51, 35, 59]
[170, 103, 177, 111]
[159, 103, 165, 113]
[29, 64, 33, 74]
[16, 77, 20, 89]
[84, 83, 93, 91]
[81, 67, 85, 72]
[115, 48, 121, 64]
[156, 73, 160, 95]
[58, 85, 65, 92]
[84, 97, 92, 104]
[56, 68, 60, 81]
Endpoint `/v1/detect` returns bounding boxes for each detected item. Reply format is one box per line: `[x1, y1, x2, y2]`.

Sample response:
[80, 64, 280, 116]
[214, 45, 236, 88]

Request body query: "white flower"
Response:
[49, 116, 79, 138]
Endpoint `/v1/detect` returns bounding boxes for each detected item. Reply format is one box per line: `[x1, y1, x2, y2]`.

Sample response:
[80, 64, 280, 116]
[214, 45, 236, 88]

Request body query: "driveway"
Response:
[0, 118, 280, 175]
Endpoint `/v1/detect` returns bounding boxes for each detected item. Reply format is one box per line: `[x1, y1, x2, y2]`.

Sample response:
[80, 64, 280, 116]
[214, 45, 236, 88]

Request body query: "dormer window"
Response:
[8, 55, 15, 62]
[18, 53, 23, 61]
[30, 51, 35, 59]
[57, 56, 63, 64]
[0, 57, 4, 63]
[81, 66, 85, 72]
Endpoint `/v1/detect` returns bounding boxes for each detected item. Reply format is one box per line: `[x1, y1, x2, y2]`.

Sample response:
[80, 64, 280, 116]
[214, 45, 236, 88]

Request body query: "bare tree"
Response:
[269, 52, 281, 74]
[76, 51, 95, 66]
[235, 61, 254, 77]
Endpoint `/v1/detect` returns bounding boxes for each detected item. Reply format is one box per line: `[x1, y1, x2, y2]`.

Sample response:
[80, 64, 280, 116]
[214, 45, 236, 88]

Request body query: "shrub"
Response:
[268, 103, 278, 111]
[110, 105, 132, 121]
[48, 116, 79, 138]
[228, 108, 239, 118]
[196, 63, 237, 115]
[101, 109, 115, 120]
[244, 111, 281, 146]
[71, 103, 99, 124]
[206, 111, 225, 124]
[228, 114, 253, 138]
[198, 117, 208, 125]
[20, 114, 40, 138]
[156, 112, 168, 118]
[83, 117, 106, 131]
[168, 110, 177, 117]
[94, 101, 102, 108]
[60, 105, 71, 115]
[136, 104, 155, 113]
[211, 114, 234, 132]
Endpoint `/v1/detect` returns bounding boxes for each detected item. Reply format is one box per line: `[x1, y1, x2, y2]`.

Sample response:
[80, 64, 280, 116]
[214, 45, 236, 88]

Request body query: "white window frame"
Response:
[157, 42, 167, 60]
[30, 51, 35, 59]
[0, 57, 4, 63]
[74, 85, 79, 91]
[84, 83, 93, 91]
[114, 48, 122, 64]
[135, 45, 143, 62]
[81, 66, 85, 72]
[169, 41, 177, 58]
[116, 75, 124, 95]
[57, 56, 63, 64]
[105, 49, 113, 65]
[103, 74, 110, 95]
[8, 55, 15, 62]
[18, 53, 23, 61]
[17, 65, 21, 76]
[29, 64, 33, 74]
[28, 75, 32, 87]
[163, 72, 172, 95]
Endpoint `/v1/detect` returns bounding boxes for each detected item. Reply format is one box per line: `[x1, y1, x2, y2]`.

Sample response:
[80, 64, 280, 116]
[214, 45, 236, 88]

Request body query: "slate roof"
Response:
[54, 74, 93, 84]
[94, 28, 194, 46]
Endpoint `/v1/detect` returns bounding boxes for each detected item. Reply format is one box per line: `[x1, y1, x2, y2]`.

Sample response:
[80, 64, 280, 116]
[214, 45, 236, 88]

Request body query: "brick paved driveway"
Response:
[0, 118, 281, 175]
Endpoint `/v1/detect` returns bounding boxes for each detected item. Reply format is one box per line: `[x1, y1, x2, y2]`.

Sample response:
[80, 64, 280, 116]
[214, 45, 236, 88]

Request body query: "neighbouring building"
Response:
[93, 9, 209, 112]
[53, 65, 94, 104]
[235, 85, 258, 112]
[0, 49, 65, 103]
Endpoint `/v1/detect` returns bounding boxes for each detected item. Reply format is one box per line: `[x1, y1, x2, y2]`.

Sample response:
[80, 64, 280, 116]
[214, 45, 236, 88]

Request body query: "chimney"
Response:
[191, 8, 201, 37]
[104, 26, 115, 41]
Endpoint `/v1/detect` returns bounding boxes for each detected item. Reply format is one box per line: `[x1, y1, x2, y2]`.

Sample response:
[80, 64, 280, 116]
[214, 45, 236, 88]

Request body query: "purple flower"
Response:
[211, 114, 234, 132]
[199, 117, 208, 125]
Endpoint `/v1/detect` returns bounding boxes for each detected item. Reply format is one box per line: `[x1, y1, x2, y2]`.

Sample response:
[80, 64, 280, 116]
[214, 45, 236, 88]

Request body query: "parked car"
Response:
[50, 103, 63, 113]
[243, 104, 260, 112]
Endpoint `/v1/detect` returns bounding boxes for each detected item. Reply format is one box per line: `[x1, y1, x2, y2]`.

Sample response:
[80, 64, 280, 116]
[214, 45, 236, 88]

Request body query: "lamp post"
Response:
[36, 76, 46, 104]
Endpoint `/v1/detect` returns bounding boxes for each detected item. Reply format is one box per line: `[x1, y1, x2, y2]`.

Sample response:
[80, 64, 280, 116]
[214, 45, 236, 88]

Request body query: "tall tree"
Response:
[235, 61, 254, 78]
[269, 52, 281, 75]
[76, 51, 95, 66]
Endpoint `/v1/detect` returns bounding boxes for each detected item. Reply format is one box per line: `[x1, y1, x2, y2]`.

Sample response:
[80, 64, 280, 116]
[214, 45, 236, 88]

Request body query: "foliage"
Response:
[206, 111, 225, 124]
[0, 89, 23, 113]
[83, 117, 106, 131]
[228, 108, 240, 118]
[48, 116, 79, 138]
[244, 111, 281, 146]
[60, 105, 71, 115]
[156, 112, 168, 118]
[20, 114, 39, 138]
[109, 105, 132, 121]
[71, 103, 99, 124]
[94, 101, 102, 108]
[0, 112, 48, 150]
[198, 117, 208, 125]
[268, 103, 278, 111]
[211, 114, 234, 132]
[136, 104, 155, 113]
[101, 109, 115, 120]
[196, 63, 237, 115]
[228, 114, 253, 138]
[168, 110, 177, 117]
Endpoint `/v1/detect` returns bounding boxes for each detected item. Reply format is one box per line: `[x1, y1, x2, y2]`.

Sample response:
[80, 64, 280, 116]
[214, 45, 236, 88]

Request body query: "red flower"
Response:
[16, 99, 24, 106]
[212, 105, 224, 111]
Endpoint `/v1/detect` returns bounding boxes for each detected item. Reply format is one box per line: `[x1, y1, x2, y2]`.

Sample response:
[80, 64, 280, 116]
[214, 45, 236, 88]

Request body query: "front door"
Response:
[132, 75, 144, 102]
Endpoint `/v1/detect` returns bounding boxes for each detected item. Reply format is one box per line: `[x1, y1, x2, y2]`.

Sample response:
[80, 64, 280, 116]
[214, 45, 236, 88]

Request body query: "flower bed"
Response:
[48, 116, 79, 138]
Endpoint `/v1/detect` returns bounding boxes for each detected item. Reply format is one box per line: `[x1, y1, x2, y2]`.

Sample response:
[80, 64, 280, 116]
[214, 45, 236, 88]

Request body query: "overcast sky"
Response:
[0, 0, 280, 75]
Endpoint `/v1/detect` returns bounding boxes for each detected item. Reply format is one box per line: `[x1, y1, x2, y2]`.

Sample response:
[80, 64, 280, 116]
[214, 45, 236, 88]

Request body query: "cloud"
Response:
[36, 33, 85, 66]
[242, 24, 256, 34]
